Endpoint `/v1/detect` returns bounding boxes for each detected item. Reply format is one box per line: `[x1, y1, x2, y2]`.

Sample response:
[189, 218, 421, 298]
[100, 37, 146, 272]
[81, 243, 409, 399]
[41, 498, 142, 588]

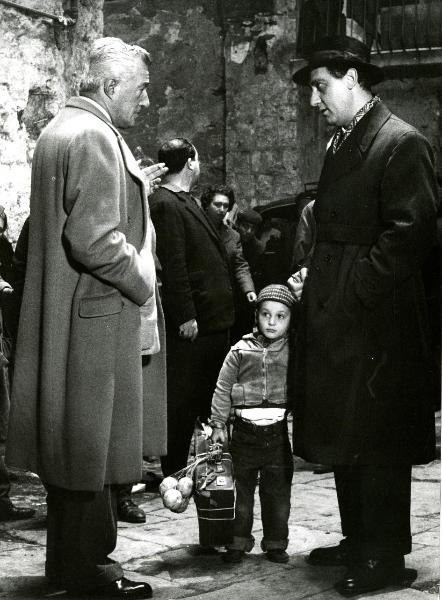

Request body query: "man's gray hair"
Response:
[80, 37, 151, 94]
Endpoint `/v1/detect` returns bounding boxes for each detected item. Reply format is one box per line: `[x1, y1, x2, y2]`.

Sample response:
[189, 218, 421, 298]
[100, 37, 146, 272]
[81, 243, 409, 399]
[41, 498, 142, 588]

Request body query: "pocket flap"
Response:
[79, 291, 123, 318]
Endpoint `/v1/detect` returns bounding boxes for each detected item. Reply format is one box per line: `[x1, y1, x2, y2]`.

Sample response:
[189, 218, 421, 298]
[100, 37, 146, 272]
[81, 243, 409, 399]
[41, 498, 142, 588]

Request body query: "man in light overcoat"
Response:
[6, 37, 167, 599]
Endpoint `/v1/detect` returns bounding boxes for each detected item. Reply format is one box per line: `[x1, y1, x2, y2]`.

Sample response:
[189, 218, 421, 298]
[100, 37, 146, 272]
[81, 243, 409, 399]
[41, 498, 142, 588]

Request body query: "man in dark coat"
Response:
[200, 185, 257, 343]
[289, 36, 439, 596]
[0, 209, 34, 522]
[236, 208, 265, 292]
[149, 139, 235, 477]
[6, 38, 168, 598]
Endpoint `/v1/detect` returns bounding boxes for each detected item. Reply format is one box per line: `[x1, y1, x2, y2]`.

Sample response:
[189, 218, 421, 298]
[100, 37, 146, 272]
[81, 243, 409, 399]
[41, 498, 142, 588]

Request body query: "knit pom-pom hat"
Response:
[256, 284, 296, 309]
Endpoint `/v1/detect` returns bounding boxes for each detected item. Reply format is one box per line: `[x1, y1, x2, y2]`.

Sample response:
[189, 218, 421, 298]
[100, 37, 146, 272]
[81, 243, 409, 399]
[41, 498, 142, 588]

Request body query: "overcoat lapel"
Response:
[65, 96, 150, 251]
[319, 102, 392, 190]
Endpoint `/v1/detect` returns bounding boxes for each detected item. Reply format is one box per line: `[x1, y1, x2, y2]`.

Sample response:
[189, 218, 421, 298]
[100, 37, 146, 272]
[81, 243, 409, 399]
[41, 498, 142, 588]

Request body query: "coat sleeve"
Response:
[291, 200, 316, 271]
[149, 195, 197, 327]
[62, 128, 155, 306]
[350, 131, 439, 309]
[210, 348, 240, 425]
[232, 234, 255, 295]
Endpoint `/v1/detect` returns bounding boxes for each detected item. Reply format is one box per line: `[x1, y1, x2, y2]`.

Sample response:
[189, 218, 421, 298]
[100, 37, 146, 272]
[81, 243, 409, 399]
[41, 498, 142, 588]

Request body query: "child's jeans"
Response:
[228, 417, 294, 552]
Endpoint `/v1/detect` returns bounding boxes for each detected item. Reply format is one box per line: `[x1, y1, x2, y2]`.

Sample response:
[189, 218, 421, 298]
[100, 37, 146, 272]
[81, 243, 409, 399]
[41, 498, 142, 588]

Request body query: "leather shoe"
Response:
[266, 549, 289, 563]
[0, 503, 35, 521]
[334, 557, 417, 596]
[307, 542, 350, 566]
[117, 499, 146, 523]
[86, 577, 152, 598]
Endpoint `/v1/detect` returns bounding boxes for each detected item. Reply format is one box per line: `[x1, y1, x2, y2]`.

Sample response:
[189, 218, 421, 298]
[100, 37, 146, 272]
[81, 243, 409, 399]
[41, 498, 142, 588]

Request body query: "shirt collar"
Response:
[330, 95, 380, 154]
[342, 95, 380, 134]
[78, 96, 111, 122]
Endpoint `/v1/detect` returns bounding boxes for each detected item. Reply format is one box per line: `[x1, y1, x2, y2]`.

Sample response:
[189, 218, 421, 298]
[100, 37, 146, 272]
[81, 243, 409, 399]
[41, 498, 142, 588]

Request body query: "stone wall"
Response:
[0, 0, 103, 242]
[104, 0, 441, 208]
[103, 0, 305, 206]
[0, 0, 440, 241]
[104, 0, 225, 193]
[224, 1, 300, 207]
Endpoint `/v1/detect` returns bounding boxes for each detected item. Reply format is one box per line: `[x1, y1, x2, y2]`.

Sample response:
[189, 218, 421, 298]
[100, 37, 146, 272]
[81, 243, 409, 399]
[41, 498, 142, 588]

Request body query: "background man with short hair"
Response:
[149, 139, 235, 477]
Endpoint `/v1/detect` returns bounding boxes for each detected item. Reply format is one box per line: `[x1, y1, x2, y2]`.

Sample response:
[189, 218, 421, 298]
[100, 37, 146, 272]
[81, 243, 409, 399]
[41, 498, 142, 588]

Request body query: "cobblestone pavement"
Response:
[0, 453, 439, 600]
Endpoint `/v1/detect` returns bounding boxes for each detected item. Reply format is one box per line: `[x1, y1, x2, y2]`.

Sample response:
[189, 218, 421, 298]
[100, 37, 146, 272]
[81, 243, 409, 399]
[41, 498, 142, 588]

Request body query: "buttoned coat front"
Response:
[149, 187, 235, 334]
[294, 101, 439, 466]
[6, 97, 167, 491]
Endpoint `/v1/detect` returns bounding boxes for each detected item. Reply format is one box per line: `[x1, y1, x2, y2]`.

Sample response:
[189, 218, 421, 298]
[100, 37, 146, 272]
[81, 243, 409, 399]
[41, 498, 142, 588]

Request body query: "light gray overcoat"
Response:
[6, 97, 167, 491]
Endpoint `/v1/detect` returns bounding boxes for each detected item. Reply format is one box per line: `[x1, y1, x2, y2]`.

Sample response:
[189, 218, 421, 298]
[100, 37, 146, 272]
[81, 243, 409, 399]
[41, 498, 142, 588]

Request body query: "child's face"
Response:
[257, 300, 291, 341]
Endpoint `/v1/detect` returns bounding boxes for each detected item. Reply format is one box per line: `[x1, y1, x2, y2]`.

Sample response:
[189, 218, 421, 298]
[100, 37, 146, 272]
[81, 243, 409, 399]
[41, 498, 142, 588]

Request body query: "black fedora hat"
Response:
[293, 35, 383, 86]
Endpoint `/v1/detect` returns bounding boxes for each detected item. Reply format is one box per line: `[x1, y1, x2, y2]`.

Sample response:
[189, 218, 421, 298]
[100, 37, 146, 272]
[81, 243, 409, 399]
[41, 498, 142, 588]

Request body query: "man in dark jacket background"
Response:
[149, 139, 235, 476]
[289, 36, 439, 596]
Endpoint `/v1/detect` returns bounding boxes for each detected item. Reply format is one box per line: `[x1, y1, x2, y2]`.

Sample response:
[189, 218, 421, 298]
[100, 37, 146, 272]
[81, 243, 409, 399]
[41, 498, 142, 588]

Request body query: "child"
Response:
[209, 284, 295, 564]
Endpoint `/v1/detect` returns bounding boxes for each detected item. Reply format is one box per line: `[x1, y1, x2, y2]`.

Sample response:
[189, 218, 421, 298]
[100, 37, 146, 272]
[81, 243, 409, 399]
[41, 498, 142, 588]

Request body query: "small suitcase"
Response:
[192, 430, 235, 547]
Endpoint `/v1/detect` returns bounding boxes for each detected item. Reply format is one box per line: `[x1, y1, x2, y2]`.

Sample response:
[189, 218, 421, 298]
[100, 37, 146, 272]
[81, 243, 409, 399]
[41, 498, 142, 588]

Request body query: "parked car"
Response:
[253, 182, 317, 287]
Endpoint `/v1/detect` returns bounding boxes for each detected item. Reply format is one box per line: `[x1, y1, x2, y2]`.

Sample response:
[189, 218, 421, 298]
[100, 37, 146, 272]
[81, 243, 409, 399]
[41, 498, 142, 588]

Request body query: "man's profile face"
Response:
[237, 221, 256, 241]
[309, 66, 353, 127]
[110, 57, 150, 129]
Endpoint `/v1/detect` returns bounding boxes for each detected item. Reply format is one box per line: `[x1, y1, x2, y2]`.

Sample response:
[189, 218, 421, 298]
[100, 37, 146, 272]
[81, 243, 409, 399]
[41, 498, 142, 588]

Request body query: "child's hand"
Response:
[211, 427, 227, 445]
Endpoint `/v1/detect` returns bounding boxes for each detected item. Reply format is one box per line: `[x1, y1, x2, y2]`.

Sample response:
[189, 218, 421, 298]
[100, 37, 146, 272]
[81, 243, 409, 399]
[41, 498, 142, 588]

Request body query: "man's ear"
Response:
[103, 78, 118, 99]
[345, 67, 358, 90]
[187, 157, 195, 171]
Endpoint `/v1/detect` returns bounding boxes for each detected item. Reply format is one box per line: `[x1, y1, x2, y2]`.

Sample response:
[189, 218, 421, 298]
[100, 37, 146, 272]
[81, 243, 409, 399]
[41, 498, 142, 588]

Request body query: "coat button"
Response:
[324, 254, 332, 263]
[331, 211, 337, 218]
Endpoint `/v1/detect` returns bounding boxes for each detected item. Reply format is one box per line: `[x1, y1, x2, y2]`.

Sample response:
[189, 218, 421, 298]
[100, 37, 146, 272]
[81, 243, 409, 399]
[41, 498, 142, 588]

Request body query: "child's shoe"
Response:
[266, 549, 289, 563]
[223, 549, 244, 564]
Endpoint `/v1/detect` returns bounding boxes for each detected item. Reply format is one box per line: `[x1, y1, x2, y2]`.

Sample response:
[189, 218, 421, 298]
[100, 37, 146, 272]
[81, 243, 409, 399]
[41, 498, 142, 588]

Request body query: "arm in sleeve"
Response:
[63, 128, 154, 306]
[291, 200, 316, 271]
[351, 132, 439, 309]
[210, 348, 241, 425]
[150, 197, 197, 327]
[232, 236, 255, 295]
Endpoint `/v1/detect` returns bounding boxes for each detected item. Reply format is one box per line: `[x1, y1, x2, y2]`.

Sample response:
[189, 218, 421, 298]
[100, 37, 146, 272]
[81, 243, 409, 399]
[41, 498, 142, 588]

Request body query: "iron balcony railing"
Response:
[296, 0, 442, 66]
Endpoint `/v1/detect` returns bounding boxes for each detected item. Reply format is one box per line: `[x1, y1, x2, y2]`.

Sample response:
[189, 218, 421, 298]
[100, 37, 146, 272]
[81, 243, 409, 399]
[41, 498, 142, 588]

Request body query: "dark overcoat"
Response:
[149, 186, 235, 335]
[6, 97, 167, 491]
[294, 101, 439, 466]
[219, 224, 255, 295]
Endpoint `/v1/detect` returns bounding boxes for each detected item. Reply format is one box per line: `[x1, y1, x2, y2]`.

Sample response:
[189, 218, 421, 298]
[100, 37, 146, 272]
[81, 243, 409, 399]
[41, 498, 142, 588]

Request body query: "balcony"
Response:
[296, 0, 442, 79]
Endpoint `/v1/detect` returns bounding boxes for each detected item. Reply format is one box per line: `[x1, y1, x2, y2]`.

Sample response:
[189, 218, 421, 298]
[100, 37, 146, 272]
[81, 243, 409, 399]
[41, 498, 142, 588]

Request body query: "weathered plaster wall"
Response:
[0, 0, 103, 242]
[104, 0, 225, 191]
[224, 1, 301, 207]
[104, 0, 305, 205]
[1, 0, 440, 242]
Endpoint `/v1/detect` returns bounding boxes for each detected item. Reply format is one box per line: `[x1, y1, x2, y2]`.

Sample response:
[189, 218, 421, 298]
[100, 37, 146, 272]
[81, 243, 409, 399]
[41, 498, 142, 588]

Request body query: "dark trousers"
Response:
[228, 418, 294, 552]
[160, 329, 229, 476]
[334, 464, 412, 560]
[115, 483, 133, 504]
[45, 484, 123, 592]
